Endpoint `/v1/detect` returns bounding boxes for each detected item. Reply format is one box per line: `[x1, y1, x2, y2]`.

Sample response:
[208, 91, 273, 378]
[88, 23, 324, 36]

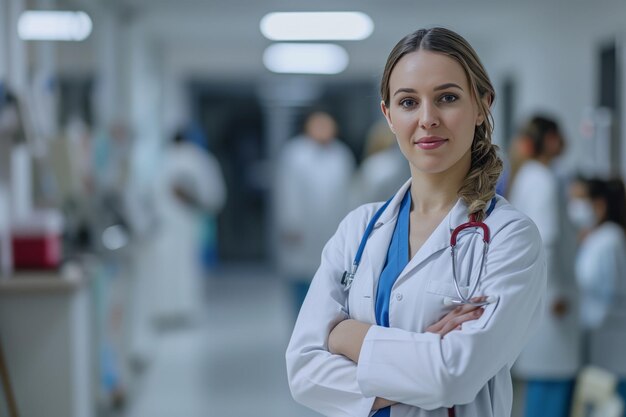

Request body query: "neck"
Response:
[409, 151, 470, 215]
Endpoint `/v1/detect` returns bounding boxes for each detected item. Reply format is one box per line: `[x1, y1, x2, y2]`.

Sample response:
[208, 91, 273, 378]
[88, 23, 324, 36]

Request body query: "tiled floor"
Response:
[123, 265, 320, 417]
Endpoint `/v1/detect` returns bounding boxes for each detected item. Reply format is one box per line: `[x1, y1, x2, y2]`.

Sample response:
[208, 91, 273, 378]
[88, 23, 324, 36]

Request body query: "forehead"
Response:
[389, 49, 469, 91]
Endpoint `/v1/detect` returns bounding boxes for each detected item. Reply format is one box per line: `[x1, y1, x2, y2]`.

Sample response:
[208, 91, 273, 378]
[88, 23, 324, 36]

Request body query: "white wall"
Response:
[486, 1, 626, 175]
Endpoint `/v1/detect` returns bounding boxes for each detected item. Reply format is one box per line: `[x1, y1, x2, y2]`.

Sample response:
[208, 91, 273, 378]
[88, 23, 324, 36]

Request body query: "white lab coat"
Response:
[576, 222, 626, 376]
[351, 146, 411, 207]
[286, 180, 546, 417]
[275, 136, 355, 279]
[509, 160, 581, 378]
[151, 142, 226, 320]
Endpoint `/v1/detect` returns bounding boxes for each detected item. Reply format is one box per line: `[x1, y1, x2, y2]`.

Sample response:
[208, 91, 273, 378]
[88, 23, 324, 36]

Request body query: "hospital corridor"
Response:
[122, 266, 319, 417]
[2, 0, 626, 417]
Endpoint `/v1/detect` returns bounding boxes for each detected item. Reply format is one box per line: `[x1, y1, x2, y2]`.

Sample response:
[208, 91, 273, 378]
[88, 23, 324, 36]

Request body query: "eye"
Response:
[439, 93, 458, 104]
[399, 98, 418, 109]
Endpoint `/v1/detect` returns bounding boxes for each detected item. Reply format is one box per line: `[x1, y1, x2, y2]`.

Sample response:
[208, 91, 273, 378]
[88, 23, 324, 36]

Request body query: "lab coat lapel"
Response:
[361, 221, 396, 297]
[358, 180, 410, 301]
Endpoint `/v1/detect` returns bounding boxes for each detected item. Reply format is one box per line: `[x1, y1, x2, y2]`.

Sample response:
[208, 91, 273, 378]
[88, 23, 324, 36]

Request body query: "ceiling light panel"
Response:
[263, 43, 349, 74]
[260, 12, 373, 41]
[18, 11, 93, 41]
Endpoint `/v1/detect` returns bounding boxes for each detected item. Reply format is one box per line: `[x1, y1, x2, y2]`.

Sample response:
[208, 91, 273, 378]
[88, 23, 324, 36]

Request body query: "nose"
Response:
[419, 102, 440, 129]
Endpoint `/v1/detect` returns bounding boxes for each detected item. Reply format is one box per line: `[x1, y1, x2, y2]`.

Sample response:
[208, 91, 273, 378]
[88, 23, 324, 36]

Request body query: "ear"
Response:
[476, 93, 492, 126]
[381, 100, 395, 134]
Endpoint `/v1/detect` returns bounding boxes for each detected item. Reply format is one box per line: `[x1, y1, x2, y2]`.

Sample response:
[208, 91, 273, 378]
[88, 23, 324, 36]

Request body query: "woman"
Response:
[286, 27, 546, 417]
[574, 178, 626, 411]
[509, 117, 581, 417]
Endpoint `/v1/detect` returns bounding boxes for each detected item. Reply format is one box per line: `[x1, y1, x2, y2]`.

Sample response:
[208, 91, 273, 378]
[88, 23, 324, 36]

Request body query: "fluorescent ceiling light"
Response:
[18, 11, 92, 41]
[263, 43, 349, 74]
[260, 12, 373, 41]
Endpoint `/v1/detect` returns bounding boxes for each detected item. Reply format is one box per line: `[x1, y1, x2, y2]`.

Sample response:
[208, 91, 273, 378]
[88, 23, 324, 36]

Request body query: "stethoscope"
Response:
[341, 196, 498, 307]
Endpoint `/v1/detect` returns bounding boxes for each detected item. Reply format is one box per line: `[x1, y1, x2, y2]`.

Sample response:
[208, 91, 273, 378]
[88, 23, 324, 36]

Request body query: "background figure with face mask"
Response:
[509, 116, 581, 417]
[350, 119, 411, 207]
[274, 111, 356, 319]
[570, 177, 626, 411]
[151, 129, 226, 326]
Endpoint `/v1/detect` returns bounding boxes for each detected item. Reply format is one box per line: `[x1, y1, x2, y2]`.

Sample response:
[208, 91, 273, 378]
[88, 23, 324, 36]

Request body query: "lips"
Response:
[415, 136, 448, 150]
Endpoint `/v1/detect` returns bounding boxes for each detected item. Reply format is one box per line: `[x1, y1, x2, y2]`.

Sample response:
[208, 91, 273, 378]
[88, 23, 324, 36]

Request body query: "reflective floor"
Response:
[124, 265, 320, 417]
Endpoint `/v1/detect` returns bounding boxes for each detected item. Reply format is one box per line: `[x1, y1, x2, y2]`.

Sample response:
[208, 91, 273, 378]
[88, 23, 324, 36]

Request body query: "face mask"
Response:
[567, 198, 596, 229]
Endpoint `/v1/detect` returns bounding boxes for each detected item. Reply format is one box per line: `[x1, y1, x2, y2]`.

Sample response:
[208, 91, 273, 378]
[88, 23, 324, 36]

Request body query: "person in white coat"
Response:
[151, 130, 226, 325]
[351, 119, 411, 207]
[572, 178, 626, 412]
[274, 111, 355, 318]
[509, 116, 581, 417]
[286, 27, 546, 417]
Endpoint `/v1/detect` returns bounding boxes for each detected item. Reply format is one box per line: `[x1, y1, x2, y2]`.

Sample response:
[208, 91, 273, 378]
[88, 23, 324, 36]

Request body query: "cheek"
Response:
[391, 111, 418, 136]
[448, 110, 477, 142]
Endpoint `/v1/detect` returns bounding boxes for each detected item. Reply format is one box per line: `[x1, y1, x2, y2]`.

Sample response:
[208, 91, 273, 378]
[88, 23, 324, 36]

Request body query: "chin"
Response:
[410, 158, 453, 175]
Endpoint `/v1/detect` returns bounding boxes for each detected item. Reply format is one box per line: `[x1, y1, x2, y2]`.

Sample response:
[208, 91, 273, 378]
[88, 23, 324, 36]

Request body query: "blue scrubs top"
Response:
[373, 189, 411, 416]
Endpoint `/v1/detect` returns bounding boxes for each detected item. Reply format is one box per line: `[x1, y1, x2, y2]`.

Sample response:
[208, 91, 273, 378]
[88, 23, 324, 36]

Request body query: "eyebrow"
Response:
[392, 83, 464, 97]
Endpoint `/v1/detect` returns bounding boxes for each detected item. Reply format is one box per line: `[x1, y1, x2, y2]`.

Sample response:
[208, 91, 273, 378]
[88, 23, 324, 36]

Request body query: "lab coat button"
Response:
[395, 293, 403, 301]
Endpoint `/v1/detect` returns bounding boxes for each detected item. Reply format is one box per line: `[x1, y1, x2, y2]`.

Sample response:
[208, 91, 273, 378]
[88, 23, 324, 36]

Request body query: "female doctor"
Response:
[286, 27, 547, 417]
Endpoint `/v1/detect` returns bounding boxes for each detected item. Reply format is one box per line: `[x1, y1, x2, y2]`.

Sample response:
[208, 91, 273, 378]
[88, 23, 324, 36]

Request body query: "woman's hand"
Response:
[426, 297, 487, 337]
[372, 397, 397, 411]
[328, 319, 371, 363]
[328, 320, 397, 411]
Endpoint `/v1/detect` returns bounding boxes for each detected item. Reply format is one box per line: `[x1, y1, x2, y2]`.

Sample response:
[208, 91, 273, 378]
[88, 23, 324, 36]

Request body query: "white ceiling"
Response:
[55, 0, 626, 79]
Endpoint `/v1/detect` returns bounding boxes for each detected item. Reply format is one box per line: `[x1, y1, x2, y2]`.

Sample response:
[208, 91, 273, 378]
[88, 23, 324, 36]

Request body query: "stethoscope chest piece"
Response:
[341, 265, 357, 291]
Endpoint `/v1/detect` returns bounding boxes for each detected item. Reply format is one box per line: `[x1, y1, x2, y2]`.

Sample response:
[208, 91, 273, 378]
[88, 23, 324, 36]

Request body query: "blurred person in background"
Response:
[350, 119, 411, 206]
[274, 111, 355, 320]
[151, 128, 226, 326]
[287, 27, 546, 417]
[571, 177, 626, 411]
[498, 133, 534, 198]
[509, 115, 581, 417]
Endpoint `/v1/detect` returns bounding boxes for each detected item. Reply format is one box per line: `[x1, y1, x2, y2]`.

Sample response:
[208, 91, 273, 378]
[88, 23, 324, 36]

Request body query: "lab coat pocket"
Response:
[425, 279, 470, 299]
[423, 280, 470, 325]
[424, 280, 499, 330]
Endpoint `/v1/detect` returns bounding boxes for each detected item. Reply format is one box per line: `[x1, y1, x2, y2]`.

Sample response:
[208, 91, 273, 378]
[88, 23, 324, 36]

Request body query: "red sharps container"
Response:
[12, 210, 63, 270]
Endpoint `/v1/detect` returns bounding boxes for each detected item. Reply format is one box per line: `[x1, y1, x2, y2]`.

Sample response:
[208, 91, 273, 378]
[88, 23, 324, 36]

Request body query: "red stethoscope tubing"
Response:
[450, 213, 490, 246]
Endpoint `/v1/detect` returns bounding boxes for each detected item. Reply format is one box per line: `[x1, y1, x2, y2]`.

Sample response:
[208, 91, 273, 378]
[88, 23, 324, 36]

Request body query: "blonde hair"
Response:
[381, 27, 503, 221]
[363, 120, 396, 159]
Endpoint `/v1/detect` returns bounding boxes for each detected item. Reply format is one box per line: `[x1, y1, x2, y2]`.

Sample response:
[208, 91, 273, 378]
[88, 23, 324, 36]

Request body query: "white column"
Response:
[7, 0, 26, 95]
[5, 0, 32, 218]
[93, 4, 127, 130]
[0, 0, 8, 81]
[30, 0, 59, 140]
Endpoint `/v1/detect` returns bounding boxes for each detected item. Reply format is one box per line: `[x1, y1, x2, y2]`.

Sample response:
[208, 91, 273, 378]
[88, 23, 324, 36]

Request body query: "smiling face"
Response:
[381, 49, 485, 179]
